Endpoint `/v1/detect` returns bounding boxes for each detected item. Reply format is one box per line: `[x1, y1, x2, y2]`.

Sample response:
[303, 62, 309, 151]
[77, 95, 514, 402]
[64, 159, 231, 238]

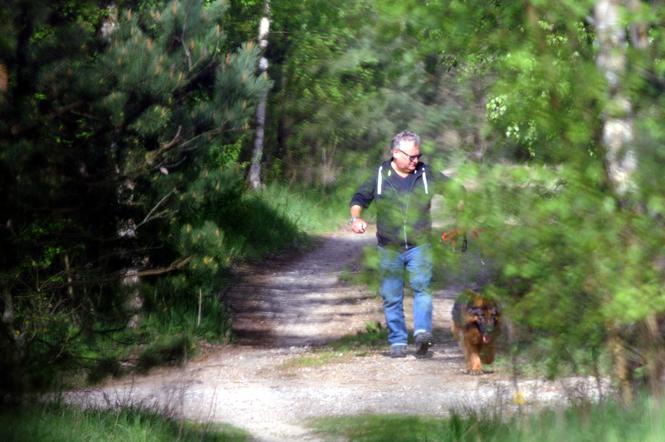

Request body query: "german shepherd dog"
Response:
[451, 290, 501, 374]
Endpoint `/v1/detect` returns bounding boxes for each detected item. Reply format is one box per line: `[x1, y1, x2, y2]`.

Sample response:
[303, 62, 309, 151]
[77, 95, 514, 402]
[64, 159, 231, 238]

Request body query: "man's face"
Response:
[392, 140, 421, 172]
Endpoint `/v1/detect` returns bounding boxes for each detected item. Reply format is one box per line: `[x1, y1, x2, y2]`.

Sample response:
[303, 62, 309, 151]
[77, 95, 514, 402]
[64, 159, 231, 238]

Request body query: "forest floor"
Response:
[66, 227, 607, 441]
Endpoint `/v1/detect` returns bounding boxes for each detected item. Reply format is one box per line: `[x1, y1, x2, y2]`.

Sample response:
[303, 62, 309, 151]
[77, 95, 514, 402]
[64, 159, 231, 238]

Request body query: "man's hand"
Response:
[351, 218, 368, 234]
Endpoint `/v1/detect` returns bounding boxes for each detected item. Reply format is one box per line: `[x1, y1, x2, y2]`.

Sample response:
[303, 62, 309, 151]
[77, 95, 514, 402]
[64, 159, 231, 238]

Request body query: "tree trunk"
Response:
[594, 0, 665, 400]
[627, 0, 648, 51]
[644, 313, 664, 396]
[595, 0, 639, 403]
[249, 0, 271, 190]
[1, 289, 25, 361]
[608, 325, 633, 404]
[594, 0, 637, 198]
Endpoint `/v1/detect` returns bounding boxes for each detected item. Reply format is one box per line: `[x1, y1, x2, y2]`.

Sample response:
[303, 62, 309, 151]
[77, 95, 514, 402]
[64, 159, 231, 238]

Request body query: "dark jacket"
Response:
[350, 160, 444, 249]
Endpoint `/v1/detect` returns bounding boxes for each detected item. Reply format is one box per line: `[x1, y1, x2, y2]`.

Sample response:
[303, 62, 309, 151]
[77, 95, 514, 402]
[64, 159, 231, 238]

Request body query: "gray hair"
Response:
[391, 130, 421, 151]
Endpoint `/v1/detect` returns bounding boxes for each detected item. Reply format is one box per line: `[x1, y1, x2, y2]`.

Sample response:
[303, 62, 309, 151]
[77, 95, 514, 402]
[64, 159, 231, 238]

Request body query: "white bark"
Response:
[2, 289, 25, 360]
[594, 0, 637, 197]
[249, 1, 270, 190]
[101, 4, 119, 40]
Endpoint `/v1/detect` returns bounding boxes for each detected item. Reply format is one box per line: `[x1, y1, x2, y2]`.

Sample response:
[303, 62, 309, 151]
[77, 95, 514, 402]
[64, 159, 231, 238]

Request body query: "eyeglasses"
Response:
[398, 148, 422, 162]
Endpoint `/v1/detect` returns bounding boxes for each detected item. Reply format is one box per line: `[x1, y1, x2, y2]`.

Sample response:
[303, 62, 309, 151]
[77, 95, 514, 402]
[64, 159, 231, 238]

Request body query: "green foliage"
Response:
[436, 162, 665, 376]
[0, 403, 250, 442]
[0, 0, 273, 398]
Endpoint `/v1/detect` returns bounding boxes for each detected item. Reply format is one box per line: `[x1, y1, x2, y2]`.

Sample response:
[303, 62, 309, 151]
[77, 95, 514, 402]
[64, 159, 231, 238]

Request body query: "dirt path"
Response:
[67, 228, 605, 441]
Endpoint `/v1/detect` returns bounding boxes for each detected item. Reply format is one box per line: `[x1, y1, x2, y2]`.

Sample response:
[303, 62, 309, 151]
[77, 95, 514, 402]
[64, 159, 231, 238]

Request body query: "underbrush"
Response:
[309, 396, 665, 441]
[0, 403, 250, 442]
[488, 336, 612, 381]
[72, 182, 353, 386]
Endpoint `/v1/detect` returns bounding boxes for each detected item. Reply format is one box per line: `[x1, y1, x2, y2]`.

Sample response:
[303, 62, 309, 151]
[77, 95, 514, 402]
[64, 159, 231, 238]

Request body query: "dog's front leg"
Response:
[464, 342, 482, 373]
[480, 344, 495, 364]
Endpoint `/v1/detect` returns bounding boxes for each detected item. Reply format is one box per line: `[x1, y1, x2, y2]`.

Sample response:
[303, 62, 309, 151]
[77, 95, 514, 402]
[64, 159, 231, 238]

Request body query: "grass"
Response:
[256, 182, 351, 235]
[278, 322, 388, 370]
[0, 403, 251, 442]
[308, 397, 665, 442]
[328, 321, 388, 351]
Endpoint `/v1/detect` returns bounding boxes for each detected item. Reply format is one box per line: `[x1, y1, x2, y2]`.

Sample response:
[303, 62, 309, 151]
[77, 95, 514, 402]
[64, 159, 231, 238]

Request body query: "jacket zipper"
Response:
[403, 225, 409, 249]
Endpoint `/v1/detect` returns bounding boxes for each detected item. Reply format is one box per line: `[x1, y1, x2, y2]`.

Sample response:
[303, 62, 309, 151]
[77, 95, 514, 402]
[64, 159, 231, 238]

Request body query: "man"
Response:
[350, 130, 442, 358]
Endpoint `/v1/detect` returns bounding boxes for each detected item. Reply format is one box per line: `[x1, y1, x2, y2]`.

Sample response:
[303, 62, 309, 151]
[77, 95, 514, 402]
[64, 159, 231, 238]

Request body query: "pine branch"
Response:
[135, 190, 175, 230]
[123, 125, 183, 178]
[134, 256, 192, 277]
[180, 13, 193, 71]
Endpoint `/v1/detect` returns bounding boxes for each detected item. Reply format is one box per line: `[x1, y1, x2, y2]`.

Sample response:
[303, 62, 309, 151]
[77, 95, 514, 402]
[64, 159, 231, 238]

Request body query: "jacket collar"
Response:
[382, 159, 426, 178]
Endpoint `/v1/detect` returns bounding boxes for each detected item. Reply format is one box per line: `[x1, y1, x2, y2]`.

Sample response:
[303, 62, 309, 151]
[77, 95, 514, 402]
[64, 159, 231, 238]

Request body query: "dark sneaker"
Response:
[414, 332, 433, 357]
[390, 345, 407, 358]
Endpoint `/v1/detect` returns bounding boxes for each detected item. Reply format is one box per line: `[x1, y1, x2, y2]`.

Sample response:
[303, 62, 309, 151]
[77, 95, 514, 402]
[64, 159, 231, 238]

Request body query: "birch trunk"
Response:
[595, 0, 635, 403]
[594, 0, 653, 402]
[594, 0, 637, 198]
[249, 1, 270, 190]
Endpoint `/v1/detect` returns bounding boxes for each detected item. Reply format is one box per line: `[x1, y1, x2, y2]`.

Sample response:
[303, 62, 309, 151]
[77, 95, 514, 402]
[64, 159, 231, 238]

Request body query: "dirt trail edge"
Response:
[66, 228, 606, 442]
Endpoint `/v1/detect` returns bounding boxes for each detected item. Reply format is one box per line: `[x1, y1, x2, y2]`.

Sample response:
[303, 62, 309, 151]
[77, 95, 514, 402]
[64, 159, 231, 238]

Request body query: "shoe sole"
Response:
[415, 341, 431, 356]
[390, 345, 407, 358]
[415, 334, 433, 356]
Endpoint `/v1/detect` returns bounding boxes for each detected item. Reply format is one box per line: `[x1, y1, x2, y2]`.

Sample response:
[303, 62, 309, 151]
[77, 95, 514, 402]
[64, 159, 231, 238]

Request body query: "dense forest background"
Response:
[2, 0, 665, 404]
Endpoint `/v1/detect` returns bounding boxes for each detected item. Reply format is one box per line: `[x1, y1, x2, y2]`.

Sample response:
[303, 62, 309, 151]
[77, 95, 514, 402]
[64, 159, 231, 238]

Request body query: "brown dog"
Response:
[451, 290, 501, 374]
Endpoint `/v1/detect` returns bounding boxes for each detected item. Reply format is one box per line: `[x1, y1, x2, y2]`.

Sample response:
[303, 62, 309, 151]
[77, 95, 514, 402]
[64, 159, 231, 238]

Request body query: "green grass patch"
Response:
[0, 403, 251, 442]
[279, 322, 388, 370]
[310, 414, 460, 442]
[257, 183, 351, 235]
[309, 397, 665, 442]
[327, 321, 388, 351]
[279, 350, 353, 371]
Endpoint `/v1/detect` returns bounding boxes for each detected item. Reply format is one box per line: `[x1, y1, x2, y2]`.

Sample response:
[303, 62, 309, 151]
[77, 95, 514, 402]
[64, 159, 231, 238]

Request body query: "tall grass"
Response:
[0, 404, 250, 442]
[256, 182, 351, 236]
[309, 396, 665, 442]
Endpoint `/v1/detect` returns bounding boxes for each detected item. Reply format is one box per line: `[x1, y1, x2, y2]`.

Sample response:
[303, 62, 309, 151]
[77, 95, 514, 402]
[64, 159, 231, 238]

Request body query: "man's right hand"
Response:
[351, 218, 368, 234]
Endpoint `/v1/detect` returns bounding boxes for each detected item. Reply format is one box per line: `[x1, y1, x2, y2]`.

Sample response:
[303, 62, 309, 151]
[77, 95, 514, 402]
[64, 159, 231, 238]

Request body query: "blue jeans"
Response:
[378, 244, 433, 346]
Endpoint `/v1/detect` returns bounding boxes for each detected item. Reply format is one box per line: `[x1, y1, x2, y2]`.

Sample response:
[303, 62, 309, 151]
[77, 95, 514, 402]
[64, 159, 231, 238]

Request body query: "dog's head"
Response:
[466, 295, 501, 344]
